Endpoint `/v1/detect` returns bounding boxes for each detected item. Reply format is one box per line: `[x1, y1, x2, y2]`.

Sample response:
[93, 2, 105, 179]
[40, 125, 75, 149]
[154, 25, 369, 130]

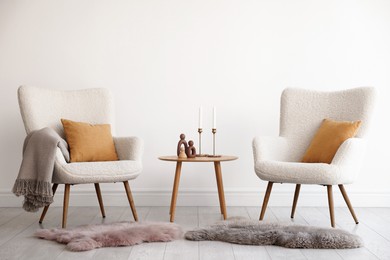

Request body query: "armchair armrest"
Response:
[55, 147, 68, 165]
[252, 136, 290, 164]
[331, 138, 366, 167]
[331, 137, 366, 165]
[113, 136, 144, 161]
[331, 138, 366, 183]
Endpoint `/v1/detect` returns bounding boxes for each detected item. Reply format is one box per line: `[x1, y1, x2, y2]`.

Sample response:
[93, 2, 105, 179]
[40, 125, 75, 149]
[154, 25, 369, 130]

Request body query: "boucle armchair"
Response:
[253, 87, 376, 227]
[18, 86, 143, 228]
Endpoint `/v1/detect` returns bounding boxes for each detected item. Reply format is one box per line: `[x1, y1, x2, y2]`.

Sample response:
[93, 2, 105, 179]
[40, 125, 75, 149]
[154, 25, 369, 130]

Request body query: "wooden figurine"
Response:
[178, 147, 187, 159]
[186, 140, 196, 158]
[177, 133, 188, 156]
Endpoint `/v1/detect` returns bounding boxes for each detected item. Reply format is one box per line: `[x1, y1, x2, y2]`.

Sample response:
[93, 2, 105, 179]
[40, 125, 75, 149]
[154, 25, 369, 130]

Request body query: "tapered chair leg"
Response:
[39, 183, 58, 224]
[291, 184, 301, 218]
[124, 181, 138, 221]
[327, 185, 335, 228]
[259, 182, 273, 220]
[339, 185, 359, 224]
[94, 183, 106, 218]
[62, 184, 70, 228]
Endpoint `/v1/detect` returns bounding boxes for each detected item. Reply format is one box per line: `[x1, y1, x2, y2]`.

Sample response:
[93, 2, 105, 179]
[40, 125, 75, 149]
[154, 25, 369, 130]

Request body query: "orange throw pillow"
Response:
[61, 119, 118, 163]
[302, 119, 361, 164]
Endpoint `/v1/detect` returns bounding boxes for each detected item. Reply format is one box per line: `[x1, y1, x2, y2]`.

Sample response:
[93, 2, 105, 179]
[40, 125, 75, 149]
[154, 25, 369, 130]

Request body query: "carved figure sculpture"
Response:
[186, 140, 196, 158]
[178, 147, 187, 159]
[177, 133, 188, 156]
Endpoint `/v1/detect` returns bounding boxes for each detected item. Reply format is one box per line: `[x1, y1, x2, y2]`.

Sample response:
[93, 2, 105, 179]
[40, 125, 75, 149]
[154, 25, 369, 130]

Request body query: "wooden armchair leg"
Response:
[62, 184, 70, 228]
[327, 185, 335, 228]
[123, 181, 138, 221]
[291, 184, 301, 218]
[39, 183, 58, 224]
[338, 185, 359, 224]
[259, 182, 273, 220]
[94, 183, 106, 218]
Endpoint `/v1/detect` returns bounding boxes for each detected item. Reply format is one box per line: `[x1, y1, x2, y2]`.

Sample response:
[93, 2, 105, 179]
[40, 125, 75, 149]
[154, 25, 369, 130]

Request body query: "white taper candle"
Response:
[198, 106, 203, 128]
[213, 106, 216, 128]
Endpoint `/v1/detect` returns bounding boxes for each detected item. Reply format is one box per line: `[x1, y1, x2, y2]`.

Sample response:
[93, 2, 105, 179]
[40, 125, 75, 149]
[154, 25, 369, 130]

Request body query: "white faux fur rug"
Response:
[185, 219, 363, 249]
[35, 221, 183, 251]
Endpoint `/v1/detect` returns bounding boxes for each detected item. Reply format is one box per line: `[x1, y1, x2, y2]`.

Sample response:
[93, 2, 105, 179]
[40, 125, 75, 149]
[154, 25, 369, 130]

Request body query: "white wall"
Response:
[1, 0, 390, 207]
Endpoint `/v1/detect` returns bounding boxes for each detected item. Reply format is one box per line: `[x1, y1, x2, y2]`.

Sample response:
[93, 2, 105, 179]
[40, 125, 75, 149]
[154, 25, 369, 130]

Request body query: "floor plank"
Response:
[317, 207, 385, 260]
[271, 207, 308, 225]
[169, 206, 198, 231]
[198, 207, 235, 260]
[120, 206, 151, 222]
[128, 206, 169, 260]
[199, 241, 235, 260]
[354, 208, 390, 241]
[0, 206, 389, 260]
[128, 242, 167, 260]
[164, 239, 199, 260]
[232, 244, 271, 260]
[164, 207, 199, 260]
[0, 209, 38, 246]
[0, 208, 24, 226]
[198, 206, 225, 227]
[301, 249, 343, 260]
[0, 207, 68, 260]
[246, 206, 278, 222]
[298, 207, 333, 228]
[367, 208, 390, 223]
[265, 245, 307, 260]
[226, 206, 250, 219]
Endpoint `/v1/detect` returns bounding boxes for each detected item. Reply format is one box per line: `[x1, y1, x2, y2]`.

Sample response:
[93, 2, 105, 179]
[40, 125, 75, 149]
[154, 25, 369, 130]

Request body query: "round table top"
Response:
[158, 155, 238, 162]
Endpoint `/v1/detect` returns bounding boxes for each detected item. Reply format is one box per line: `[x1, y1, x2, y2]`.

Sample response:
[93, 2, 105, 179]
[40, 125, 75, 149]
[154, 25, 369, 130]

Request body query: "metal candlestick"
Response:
[212, 128, 216, 156]
[198, 128, 203, 155]
[207, 128, 220, 157]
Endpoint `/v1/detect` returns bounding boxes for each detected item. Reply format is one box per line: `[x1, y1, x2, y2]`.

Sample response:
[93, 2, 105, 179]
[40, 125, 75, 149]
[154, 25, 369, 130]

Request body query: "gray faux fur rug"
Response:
[185, 219, 363, 249]
[35, 221, 183, 251]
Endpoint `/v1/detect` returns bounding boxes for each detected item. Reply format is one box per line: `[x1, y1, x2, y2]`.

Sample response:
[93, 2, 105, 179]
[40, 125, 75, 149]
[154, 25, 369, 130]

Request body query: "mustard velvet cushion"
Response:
[61, 119, 119, 163]
[302, 119, 361, 164]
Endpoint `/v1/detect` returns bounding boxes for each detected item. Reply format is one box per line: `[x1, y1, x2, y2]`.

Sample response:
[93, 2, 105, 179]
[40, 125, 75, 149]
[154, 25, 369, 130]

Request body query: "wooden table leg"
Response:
[214, 161, 227, 220]
[169, 162, 182, 222]
[214, 162, 223, 215]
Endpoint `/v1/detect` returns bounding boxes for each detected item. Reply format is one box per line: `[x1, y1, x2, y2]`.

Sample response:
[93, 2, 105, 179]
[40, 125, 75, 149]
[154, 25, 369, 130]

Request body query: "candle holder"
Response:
[196, 128, 208, 157]
[208, 128, 221, 157]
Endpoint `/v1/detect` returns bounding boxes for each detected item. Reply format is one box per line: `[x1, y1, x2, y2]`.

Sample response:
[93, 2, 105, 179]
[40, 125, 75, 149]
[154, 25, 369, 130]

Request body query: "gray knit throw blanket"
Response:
[13, 127, 70, 212]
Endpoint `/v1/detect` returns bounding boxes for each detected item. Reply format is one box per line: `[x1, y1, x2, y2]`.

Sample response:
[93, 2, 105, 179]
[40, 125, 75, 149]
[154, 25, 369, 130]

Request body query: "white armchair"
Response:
[18, 86, 143, 228]
[253, 87, 376, 227]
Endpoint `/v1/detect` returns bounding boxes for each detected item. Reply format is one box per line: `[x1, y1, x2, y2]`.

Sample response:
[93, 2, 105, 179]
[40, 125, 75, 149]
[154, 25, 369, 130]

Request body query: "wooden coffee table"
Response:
[158, 155, 238, 222]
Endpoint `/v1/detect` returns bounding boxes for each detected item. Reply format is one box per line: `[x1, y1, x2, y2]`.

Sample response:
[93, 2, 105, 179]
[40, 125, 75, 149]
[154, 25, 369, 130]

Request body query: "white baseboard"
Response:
[2, 188, 390, 207]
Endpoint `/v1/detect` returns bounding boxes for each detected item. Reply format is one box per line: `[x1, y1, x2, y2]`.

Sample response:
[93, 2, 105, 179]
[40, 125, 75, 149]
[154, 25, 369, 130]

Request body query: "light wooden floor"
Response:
[0, 206, 389, 260]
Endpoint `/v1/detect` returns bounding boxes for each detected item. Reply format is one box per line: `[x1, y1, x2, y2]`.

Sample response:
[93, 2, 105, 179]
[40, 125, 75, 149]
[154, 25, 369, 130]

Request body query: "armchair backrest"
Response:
[18, 86, 115, 137]
[280, 87, 376, 158]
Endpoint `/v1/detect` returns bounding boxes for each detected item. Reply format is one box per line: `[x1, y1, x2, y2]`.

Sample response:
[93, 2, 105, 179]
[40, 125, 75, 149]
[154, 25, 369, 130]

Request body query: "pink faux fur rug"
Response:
[34, 221, 183, 251]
